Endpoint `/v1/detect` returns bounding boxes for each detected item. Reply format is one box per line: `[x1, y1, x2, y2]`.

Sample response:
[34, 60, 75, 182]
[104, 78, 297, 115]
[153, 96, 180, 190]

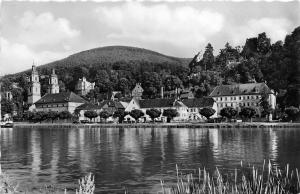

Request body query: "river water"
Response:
[1, 127, 300, 193]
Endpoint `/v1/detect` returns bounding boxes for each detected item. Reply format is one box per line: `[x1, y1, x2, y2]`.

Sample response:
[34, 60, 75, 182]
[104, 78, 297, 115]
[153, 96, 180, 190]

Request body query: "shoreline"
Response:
[11, 122, 300, 129]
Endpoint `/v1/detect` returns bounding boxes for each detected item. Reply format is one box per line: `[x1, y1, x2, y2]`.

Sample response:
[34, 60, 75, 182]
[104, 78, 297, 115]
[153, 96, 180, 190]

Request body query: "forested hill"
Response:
[42, 46, 191, 69]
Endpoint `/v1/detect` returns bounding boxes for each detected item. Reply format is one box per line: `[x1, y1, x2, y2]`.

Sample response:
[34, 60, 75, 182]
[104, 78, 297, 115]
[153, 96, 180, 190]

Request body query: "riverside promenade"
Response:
[13, 122, 300, 129]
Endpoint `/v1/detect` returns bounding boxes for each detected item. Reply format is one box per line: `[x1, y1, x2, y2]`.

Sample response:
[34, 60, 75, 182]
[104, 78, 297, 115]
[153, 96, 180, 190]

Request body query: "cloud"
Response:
[95, 3, 224, 48]
[0, 38, 71, 75]
[0, 11, 80, 75]
[230, 17, 293, 45]
[18, 11, 80, 47]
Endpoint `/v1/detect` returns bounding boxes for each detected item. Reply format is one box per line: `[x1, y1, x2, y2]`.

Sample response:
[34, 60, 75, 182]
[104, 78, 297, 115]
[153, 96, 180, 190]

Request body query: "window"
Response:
[247, 96, 250, 99]
[221, 97, 223, 101]
[239, 96, 242, 100]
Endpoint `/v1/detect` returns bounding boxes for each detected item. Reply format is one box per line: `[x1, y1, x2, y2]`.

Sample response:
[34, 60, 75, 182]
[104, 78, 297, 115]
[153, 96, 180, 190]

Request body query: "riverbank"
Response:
[12, 122, 300, 129]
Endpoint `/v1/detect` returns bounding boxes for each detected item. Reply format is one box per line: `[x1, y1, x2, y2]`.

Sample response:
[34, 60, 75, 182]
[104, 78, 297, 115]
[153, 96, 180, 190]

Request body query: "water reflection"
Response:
[1, 127, 300, 193]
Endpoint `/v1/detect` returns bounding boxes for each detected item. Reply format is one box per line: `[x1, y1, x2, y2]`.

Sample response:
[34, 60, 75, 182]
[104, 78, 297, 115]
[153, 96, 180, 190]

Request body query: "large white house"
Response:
[75, 77, 95, 96]
[209, 82, 276, 116]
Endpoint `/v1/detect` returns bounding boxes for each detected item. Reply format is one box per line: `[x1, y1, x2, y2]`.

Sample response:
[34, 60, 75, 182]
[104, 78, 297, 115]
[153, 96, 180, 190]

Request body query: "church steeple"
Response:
[28, 64, 41, 104]
[48, 69, 59, 94]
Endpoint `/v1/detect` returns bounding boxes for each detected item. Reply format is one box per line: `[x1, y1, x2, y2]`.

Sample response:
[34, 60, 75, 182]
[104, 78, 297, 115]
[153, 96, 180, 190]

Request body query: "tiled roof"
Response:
[209, 83, 273, 97]
[99, 100, 125, 109]
[35, 92, 86, 104]
[139, 98, 177, 108]
[75, 103, 102, 111]
[182, 98, 215, 108]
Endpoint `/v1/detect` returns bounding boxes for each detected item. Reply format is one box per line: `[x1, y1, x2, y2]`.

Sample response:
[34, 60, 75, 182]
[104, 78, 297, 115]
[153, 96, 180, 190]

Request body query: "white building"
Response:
[209, 82, 276, 116]
[75, 77, 95, 96]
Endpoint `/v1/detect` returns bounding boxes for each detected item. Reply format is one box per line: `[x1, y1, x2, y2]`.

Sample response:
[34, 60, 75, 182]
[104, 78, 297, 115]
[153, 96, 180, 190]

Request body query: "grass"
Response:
[161, 161, 300, 194]
[0, 164, 95, 194]
[1, 161, 300, 194]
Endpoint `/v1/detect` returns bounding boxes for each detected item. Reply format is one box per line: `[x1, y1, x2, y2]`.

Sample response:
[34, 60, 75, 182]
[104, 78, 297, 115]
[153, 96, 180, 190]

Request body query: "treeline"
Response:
[1, 27, 300, 116]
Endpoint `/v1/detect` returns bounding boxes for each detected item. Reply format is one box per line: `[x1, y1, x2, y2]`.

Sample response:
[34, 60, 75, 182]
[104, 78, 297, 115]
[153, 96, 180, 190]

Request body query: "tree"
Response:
[239, 107, 256, 122]
[163, 109, 178, 123]
[33, 111, 48, 123]
[285, 106, 299, 122]
[220, 107, 237, 121]
[199, 107, 216, 120]
[99, 110, 112, 123]
[146, 109, 161, 122]
[113, 109, 128, 123]
[47, 111, 59, 123]
[260, 94, 274, 118]
[202, 43, 215, 71]
[59, 111, 73, 121]
[84, 110, 98, 122]
[129, 109, 144, 122]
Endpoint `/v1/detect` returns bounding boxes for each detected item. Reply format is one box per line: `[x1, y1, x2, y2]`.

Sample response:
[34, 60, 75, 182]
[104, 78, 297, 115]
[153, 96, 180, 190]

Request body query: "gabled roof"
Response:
[75, 103, 102, 111]
[209, 83, 273, 97]
[35, 92, 86, 104]
[139, 98, 181, 109]
[182, 97, 215, 108]
[99, 100, 125, 109]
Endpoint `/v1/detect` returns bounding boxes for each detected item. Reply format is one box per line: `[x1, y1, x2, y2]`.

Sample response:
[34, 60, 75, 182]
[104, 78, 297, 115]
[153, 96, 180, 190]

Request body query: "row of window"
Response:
[218, 102, 260, 108]
[40, 104, 67, 108]
[216, 95, 260, 101]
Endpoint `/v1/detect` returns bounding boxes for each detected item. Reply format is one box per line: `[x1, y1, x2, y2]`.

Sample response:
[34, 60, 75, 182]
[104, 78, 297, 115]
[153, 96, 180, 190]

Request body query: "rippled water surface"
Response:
[1, 127, 300, 193]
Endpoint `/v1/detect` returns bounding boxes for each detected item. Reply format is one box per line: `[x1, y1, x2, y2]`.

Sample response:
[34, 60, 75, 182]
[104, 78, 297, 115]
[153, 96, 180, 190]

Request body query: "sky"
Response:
[0, 1, 299, 75]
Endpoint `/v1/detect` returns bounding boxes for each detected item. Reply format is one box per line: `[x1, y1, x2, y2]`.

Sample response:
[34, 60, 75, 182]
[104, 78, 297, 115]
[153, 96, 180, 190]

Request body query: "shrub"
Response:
[59, 111, 73, 121]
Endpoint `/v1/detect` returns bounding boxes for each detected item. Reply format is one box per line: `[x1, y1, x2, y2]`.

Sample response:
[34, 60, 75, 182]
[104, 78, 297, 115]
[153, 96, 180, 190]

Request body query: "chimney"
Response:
[161, 86, 164, 99]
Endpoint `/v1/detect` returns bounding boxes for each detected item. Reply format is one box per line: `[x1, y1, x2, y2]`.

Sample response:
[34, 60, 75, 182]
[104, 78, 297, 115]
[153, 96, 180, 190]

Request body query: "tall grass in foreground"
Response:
[161, 161, 300, 194]
[0, 164, 95, 194]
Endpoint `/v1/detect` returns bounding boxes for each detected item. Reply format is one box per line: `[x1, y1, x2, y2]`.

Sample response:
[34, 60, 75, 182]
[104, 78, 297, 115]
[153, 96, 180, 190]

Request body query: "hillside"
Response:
[40, 46, 191, 69]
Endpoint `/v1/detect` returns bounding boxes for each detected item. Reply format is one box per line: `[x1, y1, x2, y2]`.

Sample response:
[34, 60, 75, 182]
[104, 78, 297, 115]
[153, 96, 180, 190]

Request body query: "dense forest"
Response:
[1, 26, 299, 116]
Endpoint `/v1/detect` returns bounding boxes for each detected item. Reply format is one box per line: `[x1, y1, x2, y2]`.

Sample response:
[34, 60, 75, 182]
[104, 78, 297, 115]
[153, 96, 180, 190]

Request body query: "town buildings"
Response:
[34, 92, 86, 113]
[75, 77, 95, 96]
[28, 66, 87, 113]
[209, 82, 276, 116]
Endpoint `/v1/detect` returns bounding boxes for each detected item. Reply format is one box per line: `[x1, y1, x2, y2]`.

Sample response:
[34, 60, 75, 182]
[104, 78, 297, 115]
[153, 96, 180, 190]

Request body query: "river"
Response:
[1, 127, 300, 193]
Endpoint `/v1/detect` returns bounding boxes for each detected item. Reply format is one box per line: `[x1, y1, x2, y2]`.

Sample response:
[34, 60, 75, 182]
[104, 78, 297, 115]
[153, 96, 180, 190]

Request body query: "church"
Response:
[28, 65, 86, 113]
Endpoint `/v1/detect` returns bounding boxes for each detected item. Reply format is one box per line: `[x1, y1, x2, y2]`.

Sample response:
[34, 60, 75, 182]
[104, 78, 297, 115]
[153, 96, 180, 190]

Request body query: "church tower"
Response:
[48, 69, 59, 94]
[28, 65, 41, 104]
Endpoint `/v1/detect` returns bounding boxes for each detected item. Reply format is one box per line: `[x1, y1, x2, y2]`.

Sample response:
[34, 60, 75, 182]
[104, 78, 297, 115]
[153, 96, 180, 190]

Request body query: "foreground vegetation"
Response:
[1, 162, 300, 193]
[162, 162, 300, 194]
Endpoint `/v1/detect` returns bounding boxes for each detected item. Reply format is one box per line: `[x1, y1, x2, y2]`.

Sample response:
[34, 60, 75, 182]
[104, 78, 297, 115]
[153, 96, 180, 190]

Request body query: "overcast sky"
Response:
[0, 1, 299, 75]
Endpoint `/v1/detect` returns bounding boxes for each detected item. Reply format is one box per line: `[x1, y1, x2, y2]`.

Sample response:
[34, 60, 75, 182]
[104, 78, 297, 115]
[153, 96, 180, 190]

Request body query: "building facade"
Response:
[75, 77, 95, 96]
[131, 83, 144, 99]
[28, 65, 41, 105]
[209, 83, 276, 116]
[34, 92, 86, 113]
